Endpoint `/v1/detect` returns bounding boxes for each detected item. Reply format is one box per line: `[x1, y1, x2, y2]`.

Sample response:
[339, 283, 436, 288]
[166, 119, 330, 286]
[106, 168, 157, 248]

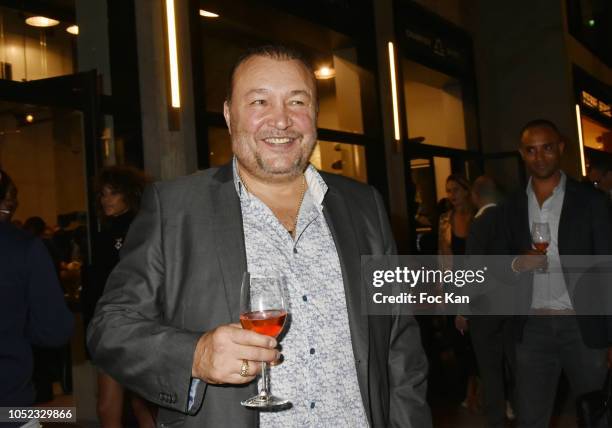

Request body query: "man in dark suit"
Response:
[87, 45, 430, 427]
[464, 176, 516, 426]
[496, 119, 612, 427]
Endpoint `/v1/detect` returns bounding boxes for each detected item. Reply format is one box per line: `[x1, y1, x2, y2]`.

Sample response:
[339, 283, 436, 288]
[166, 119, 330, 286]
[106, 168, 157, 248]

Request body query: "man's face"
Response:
[519, 126, 565, 180]
[223, 56, 317, 182]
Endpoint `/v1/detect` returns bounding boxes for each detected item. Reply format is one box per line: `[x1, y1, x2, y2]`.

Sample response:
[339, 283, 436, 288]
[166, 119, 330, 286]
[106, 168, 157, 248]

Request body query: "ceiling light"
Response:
[25, 114, 34, 123]
[315, 66, 335, 80]
[25, 16, 60, 27]
[199, 9, 219, 18]
[66, 25, 79, 35]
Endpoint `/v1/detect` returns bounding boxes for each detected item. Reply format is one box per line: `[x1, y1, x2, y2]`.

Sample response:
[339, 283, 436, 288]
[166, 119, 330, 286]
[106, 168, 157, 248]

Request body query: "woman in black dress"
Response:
[81, 166, 154, 428]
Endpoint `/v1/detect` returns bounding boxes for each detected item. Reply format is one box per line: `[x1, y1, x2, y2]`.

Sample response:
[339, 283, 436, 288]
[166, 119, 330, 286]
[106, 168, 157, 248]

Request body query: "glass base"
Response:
[241, 391, 290, 409]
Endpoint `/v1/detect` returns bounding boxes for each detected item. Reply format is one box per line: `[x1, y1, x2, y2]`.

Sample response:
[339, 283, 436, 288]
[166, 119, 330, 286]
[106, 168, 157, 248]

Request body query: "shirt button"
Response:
[302, 295, 307, 302]
[310, 402, 316, 409]
[310, 348, 315, 355]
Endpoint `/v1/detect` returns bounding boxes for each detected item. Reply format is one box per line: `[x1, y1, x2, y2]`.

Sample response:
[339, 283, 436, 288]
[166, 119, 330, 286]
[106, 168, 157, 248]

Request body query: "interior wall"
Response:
[0, 8, 75, 81]
[0, 113, 86, 225]
[403, 60, 467, 149]
[472, 0, 580, 189]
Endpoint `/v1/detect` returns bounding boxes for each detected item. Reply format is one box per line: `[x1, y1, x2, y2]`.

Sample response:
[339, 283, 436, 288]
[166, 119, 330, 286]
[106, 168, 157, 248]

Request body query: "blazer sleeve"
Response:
[372, 189, 432, 427]
[26, 237, 74, 347]
[591, 191, 612, 254]
[87, 184, 205, 413]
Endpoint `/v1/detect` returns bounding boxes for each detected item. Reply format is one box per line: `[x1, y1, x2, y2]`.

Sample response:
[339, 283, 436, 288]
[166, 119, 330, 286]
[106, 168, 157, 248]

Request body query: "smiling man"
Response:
[88, 45, 430, 427]
[496, 119, 612, 427]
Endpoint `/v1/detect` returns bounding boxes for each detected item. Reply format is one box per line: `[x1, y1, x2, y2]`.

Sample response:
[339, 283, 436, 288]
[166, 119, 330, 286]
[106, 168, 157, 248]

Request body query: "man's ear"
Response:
[558, 139, 565, 155]
[223, 101, 231, 134]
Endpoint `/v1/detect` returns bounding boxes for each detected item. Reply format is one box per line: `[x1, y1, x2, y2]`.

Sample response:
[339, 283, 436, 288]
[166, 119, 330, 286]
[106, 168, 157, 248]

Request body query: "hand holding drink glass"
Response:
[531, 222, 550, 273]
[239, 272, 289, 408]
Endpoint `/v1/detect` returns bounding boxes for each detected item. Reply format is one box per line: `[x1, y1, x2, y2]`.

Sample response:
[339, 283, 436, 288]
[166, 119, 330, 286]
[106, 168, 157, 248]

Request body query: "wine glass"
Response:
[239, 272, 289, 408]
[531, 222, 550, 273]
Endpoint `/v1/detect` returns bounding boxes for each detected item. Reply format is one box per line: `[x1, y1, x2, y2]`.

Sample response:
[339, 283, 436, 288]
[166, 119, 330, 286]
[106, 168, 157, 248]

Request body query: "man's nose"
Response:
[268, 103, 292, 129]
[534, 148, 545, 161]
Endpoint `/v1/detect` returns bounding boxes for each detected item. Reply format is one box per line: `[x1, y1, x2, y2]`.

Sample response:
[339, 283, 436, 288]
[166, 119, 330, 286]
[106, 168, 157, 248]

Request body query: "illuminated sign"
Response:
[581, 90, 611, 118]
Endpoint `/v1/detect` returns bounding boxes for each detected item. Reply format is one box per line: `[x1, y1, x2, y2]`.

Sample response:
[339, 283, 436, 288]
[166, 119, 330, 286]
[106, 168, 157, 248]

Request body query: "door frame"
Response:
[0, 71, 101, 263]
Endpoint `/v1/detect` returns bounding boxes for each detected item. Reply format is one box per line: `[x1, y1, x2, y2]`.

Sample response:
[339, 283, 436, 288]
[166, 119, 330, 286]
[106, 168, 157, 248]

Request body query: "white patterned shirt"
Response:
[235, 159, 368, 427]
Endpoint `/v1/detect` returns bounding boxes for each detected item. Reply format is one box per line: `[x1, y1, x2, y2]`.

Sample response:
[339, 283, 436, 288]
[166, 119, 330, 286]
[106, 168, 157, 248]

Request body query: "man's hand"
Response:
[191, 323, 279, 384]
[512, 250, 548, 273]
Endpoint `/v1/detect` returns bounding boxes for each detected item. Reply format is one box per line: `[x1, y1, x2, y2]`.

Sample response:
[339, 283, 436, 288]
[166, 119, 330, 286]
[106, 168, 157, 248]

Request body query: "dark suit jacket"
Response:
[466, 205, 498, 255]
[87, 163, 431, 428]
[496, 176, 612, 347]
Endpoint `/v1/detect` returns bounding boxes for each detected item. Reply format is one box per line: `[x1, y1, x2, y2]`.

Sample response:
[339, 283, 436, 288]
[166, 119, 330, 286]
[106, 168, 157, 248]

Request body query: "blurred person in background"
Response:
[438, 174, 479, 411]
[81, 165, 154, 428]
[0, 169, 74, 416]
[588, 158, 612, 204]
[465, 176, 516, 425]
[23, 216, 69, 403]
[0, 169, 18, 223]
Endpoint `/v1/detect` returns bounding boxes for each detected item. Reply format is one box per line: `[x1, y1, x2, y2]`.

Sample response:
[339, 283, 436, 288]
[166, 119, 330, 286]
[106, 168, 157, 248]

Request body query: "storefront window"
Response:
[311, 141, 367, 183]
[581, 115, 611, 151]
[0, 7, 76, 81]
[402, 59, 467, 150]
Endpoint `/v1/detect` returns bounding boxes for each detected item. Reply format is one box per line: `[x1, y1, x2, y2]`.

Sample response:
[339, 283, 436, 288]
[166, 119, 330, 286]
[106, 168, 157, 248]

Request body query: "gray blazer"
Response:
[87, 163, 431, 428]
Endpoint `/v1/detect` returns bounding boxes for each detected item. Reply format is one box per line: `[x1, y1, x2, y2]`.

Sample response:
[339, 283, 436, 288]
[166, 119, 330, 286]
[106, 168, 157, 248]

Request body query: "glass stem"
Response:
[260, 361, 269, 398]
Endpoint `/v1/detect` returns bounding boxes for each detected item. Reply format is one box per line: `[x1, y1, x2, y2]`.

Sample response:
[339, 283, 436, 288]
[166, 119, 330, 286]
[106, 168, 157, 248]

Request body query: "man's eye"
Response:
[251, 99, 265, 105]
[290, 100, 305, 106]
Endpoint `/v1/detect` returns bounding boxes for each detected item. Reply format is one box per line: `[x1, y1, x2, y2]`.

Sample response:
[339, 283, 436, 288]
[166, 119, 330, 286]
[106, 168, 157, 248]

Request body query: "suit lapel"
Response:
[515, 192, 532, 251]
[210, 165, 247, 321]
[322, 185, 371, 415]
[558, 179, 579, 255]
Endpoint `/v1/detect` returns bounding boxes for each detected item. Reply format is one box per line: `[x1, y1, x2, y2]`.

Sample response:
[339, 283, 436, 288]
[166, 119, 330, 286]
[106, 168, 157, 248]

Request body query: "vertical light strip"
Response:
[165, 0, 181, 108]
[575, 104, 587, 177]
[387, 42, 401, 141]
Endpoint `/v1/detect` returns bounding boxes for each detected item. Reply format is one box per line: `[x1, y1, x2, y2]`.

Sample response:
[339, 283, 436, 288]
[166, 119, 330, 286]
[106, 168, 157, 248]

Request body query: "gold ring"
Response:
[239, 360, 249, 377]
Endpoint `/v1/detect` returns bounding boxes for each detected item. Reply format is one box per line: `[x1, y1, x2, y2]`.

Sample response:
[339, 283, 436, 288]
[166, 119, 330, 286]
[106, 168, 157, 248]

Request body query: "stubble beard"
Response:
[233, 132, 317, 182]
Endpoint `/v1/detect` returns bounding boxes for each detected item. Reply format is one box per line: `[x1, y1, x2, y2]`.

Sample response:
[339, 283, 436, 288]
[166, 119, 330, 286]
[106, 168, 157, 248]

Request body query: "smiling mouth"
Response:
[263, 137, 294, 145]
[0, 209, 10, 214]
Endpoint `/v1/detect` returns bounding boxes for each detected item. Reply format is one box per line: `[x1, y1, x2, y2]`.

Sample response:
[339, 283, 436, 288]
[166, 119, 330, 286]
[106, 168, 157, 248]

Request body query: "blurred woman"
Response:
[81, 166, 154, 428]
[0, 170, 18, 223]
[437, 174, 479, 411]
[438, 174, 474, 267]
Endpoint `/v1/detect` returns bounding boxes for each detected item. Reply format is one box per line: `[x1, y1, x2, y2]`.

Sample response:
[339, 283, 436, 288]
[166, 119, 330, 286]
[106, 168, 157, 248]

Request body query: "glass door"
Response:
[404, 143, 523, 254]
[0, 71, 100, 297]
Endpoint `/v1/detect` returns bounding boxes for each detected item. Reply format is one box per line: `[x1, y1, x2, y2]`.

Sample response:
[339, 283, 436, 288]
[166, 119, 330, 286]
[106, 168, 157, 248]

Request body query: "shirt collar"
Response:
[526, 170, 567, 197]
[475, 203, 496, 218]
[232, 157, 328, 207]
